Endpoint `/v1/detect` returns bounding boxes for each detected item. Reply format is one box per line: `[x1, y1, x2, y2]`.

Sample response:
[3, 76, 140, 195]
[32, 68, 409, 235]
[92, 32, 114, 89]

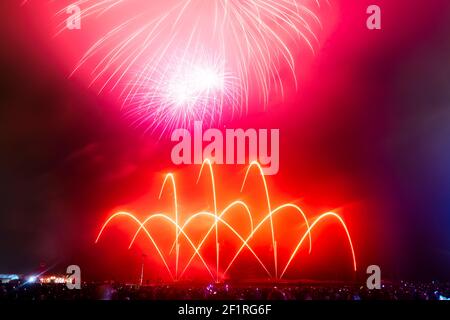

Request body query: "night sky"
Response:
[1, 0, 450, 281]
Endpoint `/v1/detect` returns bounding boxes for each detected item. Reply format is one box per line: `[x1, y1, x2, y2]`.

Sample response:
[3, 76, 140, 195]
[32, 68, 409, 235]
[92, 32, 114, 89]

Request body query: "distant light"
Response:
[27, 276, 37, 283]
[0, 274, 19, 284]
[0, 274, 19, 280]
[39, 275, 69, 284]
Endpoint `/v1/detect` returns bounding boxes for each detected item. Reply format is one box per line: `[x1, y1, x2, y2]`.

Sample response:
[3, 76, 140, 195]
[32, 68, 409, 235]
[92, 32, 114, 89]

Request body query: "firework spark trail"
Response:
[49, 0, 325, 133]
[125, 53, 239, 136]
[96, 160, 357, 282]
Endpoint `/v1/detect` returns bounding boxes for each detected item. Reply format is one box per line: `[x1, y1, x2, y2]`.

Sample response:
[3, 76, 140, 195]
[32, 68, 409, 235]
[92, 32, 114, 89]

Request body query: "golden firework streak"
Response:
[96, 159, 357, 281]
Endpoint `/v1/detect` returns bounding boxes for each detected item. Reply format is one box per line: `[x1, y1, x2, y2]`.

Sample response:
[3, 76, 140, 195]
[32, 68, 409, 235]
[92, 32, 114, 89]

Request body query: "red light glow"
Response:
[96, 160, 357, 282]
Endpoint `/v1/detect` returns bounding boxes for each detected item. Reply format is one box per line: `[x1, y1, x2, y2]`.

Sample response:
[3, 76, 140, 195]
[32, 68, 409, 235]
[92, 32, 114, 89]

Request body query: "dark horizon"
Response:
[1, 0, 450, 282]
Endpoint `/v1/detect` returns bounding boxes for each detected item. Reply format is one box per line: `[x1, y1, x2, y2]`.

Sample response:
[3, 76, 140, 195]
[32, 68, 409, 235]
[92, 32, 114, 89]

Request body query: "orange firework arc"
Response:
[95, 160, 357, 281]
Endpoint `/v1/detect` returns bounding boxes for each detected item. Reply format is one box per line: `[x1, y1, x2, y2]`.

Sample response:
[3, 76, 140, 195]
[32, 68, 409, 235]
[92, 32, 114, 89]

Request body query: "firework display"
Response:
[96, 160, 356, 282]
[49, 0, 323, 133]
[1, 1, 450, 317]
